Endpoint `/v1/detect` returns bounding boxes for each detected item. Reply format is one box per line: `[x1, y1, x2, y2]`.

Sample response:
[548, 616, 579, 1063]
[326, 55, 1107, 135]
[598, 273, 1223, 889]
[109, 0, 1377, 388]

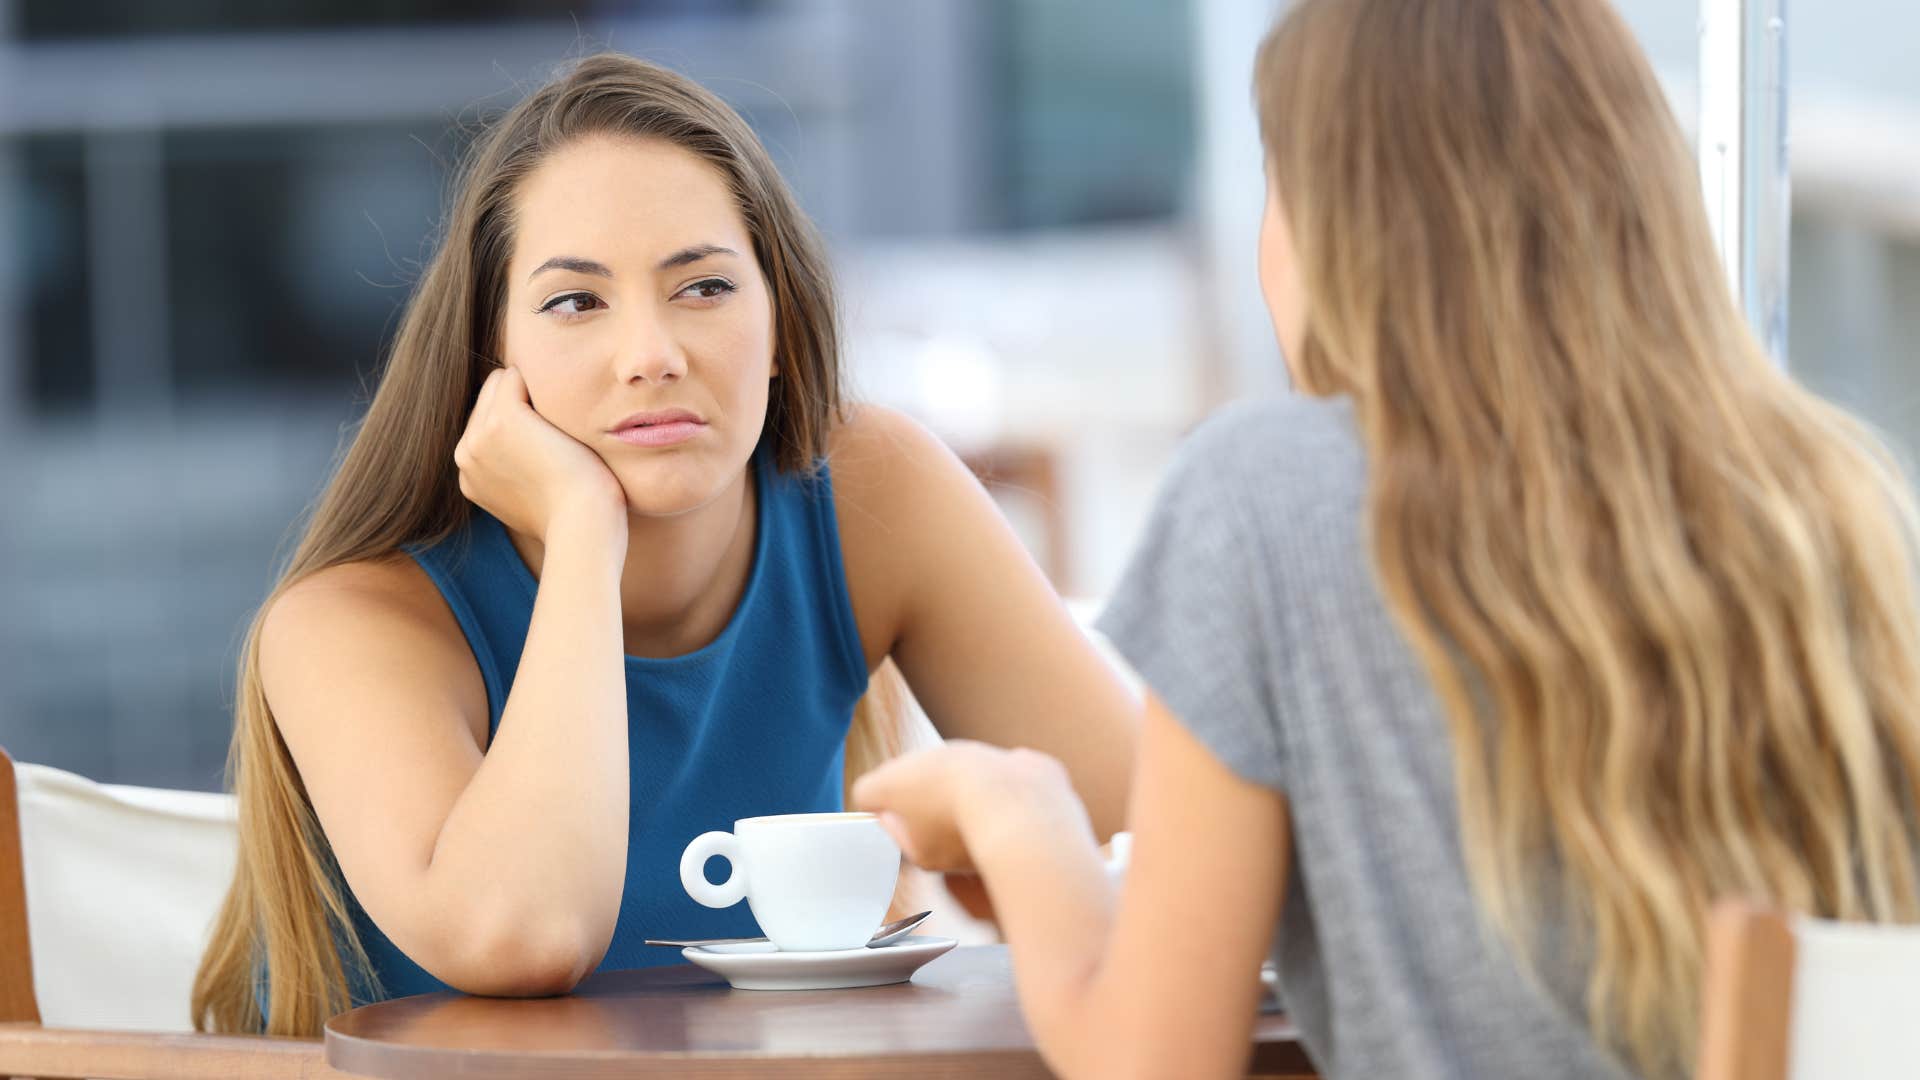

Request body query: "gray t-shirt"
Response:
[1098, 396, 1634, 1080]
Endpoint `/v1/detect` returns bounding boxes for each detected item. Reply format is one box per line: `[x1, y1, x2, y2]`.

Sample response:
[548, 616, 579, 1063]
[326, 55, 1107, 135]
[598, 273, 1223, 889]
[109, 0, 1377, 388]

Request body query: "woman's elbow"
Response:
[437, 911, 606, 997]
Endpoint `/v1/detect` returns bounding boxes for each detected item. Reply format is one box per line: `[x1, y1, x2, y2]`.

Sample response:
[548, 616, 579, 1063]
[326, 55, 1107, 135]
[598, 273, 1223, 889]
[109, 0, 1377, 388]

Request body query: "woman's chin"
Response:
[613, 463, 734, 520]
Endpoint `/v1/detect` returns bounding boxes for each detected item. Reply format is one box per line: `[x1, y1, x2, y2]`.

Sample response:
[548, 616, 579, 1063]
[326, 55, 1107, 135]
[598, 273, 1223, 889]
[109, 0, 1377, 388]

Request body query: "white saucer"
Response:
[683, 934, 958, 990]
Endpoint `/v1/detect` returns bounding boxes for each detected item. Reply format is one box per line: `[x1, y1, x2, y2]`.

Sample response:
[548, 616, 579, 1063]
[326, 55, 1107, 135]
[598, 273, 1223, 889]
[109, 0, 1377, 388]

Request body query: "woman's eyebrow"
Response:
[527, 255, 613, 282]
[656, 243, 739, 270]
[525, 245, 739, 283]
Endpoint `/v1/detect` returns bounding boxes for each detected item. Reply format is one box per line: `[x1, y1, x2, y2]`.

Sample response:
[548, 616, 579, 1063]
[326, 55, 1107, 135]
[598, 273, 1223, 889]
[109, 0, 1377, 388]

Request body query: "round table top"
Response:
[325, 945, 1311, 1078]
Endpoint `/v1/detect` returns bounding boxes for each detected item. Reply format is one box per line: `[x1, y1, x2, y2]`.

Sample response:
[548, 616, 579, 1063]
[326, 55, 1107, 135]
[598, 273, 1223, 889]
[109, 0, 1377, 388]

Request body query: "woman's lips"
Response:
[609, 420, 706, 447]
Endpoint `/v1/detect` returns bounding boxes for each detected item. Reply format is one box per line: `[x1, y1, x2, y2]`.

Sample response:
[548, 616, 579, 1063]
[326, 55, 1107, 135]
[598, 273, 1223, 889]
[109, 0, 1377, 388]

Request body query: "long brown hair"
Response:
[1257, 1, 1920, 1075]
[192, 53, 906, 1037]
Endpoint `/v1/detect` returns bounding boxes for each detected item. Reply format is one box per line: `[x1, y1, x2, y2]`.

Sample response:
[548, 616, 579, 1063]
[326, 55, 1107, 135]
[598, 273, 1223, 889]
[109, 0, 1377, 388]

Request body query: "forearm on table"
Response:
[963, 771, 1119, 1077]
[423, 515, 631, 983]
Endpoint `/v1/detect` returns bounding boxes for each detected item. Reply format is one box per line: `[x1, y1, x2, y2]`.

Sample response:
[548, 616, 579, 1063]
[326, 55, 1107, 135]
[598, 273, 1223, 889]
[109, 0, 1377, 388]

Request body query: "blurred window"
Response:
[990, 0, 1195, 228]
[17, 0, 767, 40]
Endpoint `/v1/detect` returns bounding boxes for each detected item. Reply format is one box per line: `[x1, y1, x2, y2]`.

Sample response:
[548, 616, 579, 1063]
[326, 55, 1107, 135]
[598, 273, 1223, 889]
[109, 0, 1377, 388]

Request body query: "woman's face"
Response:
[1257, 171, 1308, 382]
[500, 134, 776, 517]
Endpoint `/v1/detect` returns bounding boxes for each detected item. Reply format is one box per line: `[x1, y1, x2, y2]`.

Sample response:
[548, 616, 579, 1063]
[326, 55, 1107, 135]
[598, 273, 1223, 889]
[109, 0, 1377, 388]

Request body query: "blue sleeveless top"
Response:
[343, 445, 870, 1003]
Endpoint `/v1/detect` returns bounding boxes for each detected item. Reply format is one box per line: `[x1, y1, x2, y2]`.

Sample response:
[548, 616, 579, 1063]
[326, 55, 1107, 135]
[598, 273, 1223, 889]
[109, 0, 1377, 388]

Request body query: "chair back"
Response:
[1698, 901, 1920, 1080]
[0, 746, 237, 1032]
[1, 746, 41, 1024]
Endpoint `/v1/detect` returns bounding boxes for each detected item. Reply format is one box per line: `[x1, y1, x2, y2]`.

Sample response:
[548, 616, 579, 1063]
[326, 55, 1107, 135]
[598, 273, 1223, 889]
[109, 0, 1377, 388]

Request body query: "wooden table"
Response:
[326, 945, 1314, 1078]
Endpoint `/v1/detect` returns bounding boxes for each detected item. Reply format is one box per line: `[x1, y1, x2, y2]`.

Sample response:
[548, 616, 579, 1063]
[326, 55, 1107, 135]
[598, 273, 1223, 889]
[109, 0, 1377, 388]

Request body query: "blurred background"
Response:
[1, 0, 1916, 791]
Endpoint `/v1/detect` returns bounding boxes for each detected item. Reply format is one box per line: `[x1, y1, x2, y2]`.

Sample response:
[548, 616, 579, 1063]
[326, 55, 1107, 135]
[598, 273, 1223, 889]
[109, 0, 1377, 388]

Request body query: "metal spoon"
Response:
[644, 910, 932, 950]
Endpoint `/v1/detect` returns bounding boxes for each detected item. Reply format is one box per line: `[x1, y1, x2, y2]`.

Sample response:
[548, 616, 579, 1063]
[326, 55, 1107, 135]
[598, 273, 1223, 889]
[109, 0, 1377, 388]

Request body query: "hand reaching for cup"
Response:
[453, 365, 628, 542]
[850, 740, 1092, 881]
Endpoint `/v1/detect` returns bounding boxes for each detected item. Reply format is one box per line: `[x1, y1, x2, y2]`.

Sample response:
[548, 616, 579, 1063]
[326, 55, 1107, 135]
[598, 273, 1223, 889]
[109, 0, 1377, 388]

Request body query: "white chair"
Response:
[1697, 901, 1920, 1080]
[12, 759, 238, 1032]
[0, 744, 344, 1079]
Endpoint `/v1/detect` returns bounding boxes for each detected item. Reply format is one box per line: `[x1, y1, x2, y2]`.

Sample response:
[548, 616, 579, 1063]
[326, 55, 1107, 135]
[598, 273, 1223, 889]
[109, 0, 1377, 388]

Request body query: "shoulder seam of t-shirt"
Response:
[1214, 423, 1292, 786]
[1096, 400, 1294, 791]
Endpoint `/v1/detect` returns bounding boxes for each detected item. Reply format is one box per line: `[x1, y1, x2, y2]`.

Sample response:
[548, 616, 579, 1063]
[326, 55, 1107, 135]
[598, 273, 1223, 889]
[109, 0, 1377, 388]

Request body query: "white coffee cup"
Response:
[679, 811, 901, 952]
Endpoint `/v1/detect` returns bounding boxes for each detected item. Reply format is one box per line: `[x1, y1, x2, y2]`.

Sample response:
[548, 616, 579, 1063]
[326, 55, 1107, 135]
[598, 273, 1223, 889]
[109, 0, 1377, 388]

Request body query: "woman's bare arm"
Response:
[262, 501, 629, 997]
[830, 404, 1138, 839]
[854, 693, 1290, 1080]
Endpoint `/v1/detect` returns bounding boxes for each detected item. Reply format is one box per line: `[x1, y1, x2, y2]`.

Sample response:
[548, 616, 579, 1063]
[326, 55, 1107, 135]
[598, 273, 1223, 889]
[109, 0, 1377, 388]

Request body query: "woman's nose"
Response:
[617, 319, 688, 385]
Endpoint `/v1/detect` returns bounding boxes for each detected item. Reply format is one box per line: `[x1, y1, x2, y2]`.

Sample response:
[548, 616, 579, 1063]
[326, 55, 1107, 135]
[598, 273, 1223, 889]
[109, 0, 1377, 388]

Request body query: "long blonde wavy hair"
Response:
[1258, 1, 1920, 1075]
[191, 54, 909, 1038]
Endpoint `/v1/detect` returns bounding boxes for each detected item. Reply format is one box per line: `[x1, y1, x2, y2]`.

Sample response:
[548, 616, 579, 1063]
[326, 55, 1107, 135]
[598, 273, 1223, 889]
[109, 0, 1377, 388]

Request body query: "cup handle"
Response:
[680, 830, 748, 908]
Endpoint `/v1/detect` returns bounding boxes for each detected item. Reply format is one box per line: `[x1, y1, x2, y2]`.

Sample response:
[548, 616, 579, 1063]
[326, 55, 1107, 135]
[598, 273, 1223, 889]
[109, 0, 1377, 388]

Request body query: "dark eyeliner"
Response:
[683, 276, 738, 297]
[536, 291, 596, 313]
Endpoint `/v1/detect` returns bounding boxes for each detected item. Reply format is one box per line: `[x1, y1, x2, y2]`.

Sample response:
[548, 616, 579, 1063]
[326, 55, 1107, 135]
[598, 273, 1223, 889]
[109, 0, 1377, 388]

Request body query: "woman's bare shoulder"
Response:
[825, 404, 1012, 665]
[267, 553, 453, 636]
[260, 551, 488, 746]
[824, 403, 958, 499]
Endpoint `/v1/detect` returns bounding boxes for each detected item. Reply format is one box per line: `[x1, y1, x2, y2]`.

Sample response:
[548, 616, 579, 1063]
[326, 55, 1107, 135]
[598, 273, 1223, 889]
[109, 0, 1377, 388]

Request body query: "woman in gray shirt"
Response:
[855, 1, 1920, 1078]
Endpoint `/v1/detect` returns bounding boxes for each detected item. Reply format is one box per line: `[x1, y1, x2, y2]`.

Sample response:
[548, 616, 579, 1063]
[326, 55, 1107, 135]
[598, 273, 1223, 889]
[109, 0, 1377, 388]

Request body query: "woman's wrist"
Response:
[961, 749, 1094, 871]
[543, 497, 629, 574]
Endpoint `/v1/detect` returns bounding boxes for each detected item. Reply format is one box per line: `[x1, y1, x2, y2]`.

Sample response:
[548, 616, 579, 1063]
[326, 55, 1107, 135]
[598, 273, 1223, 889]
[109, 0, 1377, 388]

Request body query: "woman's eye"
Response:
[537, 292, 604, 316]
[677, 277, 737, 302]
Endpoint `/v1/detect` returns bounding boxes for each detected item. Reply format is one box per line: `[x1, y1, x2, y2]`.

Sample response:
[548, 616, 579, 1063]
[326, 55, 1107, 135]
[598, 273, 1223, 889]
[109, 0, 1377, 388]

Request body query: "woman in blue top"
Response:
[189, 54, 1139, 1037]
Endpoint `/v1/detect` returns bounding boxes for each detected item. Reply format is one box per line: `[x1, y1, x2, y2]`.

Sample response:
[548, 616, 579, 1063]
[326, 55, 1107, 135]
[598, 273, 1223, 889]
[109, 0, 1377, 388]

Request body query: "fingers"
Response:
[467, 368, 533, 438]
[875, 810, 916, 862]
[855, 758, 983, 874]
[457, 369, 504, 475]
[848, 768, 886, 812]
[498, 364, 531, 404]
[849, 748, 924, 813]
[467, 370, 501, 435]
